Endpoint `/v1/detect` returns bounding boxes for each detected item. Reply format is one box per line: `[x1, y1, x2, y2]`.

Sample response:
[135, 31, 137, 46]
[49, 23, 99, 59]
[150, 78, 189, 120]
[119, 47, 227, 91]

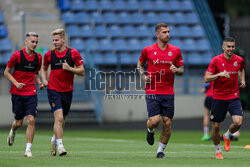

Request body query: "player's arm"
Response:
[170, 65, 184, 75]
[204, 71, 230, 83]
[137, 60, 151, 83]
[41, 65, 49, 87]
[238, 68, 246, 88]
[35, 72, 44, 89]
[62, 60, 85, 76]
[4, 66, 25, 89]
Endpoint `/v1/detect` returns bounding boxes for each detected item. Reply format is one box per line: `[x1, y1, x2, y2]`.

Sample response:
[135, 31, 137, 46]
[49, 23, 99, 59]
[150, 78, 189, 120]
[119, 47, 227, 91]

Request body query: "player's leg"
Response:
[24, 115, 35, 157]
[7, 119, 23, 146]
[212, 122, 223, 159]
[146, 95, 161, 146]
[202, 97, 212, 141]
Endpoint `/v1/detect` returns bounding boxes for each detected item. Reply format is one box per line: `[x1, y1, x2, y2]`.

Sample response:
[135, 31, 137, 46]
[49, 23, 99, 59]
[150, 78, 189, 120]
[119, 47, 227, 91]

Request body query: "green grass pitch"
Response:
[1, 130, 250, 167]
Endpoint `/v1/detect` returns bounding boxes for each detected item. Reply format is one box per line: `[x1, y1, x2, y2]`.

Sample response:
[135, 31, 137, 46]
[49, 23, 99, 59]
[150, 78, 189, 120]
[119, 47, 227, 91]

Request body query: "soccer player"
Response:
[201, 80, 214, 141]
[205, 37, 245, 159]
[4, 32, 43, 157]
[42, 29, 84, 156]
[137, 23, 184, 158]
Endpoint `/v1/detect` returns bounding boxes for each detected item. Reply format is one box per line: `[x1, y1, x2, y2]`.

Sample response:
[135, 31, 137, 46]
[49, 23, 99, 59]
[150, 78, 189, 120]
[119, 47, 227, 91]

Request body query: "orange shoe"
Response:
[223, 133, 230, 152]
[215, 152, 224, 159]
[244, 145, 250, 149]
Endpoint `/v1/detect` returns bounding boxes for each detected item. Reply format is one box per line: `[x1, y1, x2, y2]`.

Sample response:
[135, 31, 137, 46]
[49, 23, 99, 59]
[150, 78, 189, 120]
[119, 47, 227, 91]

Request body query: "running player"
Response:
[4, 32, 43, 157]
[205, 37, 245, 159]
[137, 23, 184, 158]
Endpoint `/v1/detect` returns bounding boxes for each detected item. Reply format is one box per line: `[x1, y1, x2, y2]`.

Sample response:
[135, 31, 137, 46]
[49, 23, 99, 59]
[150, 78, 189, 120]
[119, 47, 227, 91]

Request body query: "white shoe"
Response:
[58, 147, 67, 156]
[51, 142, 57, 156]
[7, 131, 15, 146]
[24, 150, 33, 157]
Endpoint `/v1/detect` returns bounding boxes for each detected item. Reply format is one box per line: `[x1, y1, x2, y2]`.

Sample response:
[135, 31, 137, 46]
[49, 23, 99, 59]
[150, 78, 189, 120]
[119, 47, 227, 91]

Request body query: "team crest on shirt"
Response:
[168, 51, 172, 56]
[234, 61, 238, 67]
[154, 52, 157, 55]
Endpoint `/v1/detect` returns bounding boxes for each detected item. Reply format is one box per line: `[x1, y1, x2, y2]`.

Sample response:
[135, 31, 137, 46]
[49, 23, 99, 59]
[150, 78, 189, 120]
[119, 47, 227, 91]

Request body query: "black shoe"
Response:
[230, 136, 238, 141]
[147, 130, 154, 145]
[156, 152, 165, 158]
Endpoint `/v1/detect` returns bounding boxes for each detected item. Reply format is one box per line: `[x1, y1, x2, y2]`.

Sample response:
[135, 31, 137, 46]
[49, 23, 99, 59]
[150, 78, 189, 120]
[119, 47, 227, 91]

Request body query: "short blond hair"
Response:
[51, 28, 65, 38]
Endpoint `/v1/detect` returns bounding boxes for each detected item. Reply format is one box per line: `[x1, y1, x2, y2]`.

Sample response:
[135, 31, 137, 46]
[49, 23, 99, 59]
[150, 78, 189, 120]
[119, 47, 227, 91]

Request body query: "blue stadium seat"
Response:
[58, 0, 70, 11]
[168, 25, 178, 38]
[113, 39, 127, 51]
[117, 12, 131, 25]
[61, 12, 75, 24]
[187, 52, 203, 65]
[182, 39, 196, 52]
[120, 53, 132, 65]
[80, 25, 93, 38]
[197, 39, 211, 51]
[103, 12, 117, 24]
[99, 0, 112, 11]
[127, 38, 141, 51]
[191, 25, 206, 38]
[168, 0, 181, 11]
[136, 25, 150, 38]
[154, 0, 167, 11]
[1, 52, 11, 64]
[108, 25, 122, 38]
[75, 12, 90, 24]
[79, 51, 88, 65]
[66, 25, 80, 38]
[131, 52, 140, 64]
[202, 51, 213, 64]
[0, 38, 12, 52]
[181, 0, 195, 11]
[178, 25, 192, 38]
[145, 12, 159, 25]
[71, 0, 84, 11]
[186, 12, 200, 24]
[103, 52, 118, 65]
[131, 12, 145, 25]
[90, 12, 103, 25]
[85, 0, 98, 11]
[140, 0, 154, 11]
[149, 25, 156, 37]
[71, 38, 84, 51]
[170, 39, 182, 49]
[173, 12, 187, 24]
[93, 53, 103, 65]
[85, 38, 99, 51]
[127, 0, 139, 11]
[0, 25, 8, 37]
[113, 0, 127, 11]
[122, 25, 136, 38]
[99, 39, 112, 52]
[94, 25, 108, 38]
[141, 38, 154, 48]
[159, 13, 174, 25]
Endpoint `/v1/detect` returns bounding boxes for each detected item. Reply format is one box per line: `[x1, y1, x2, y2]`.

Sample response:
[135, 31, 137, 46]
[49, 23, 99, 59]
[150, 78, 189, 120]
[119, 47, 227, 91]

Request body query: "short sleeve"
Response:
[175, 48, 184, 67]
[139, 48, 148, 64]
[207, 58, 217, 74]
[43, 51, 51, 66]
[6, 51, 20, 68]
[71, 49, 83, 66]
[35, 54, 42, 72]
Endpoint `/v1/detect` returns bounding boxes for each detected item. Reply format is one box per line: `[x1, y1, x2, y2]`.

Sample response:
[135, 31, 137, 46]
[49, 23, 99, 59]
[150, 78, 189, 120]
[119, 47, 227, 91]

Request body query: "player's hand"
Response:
[43, 80, 48, 87]
[170, 64, 178, 73]
[62, 60, 71, 71]
[239, 81, 246, 88]
[142, 75, 151, 83]
[219, 70, 230, 78]
[38, 82, 45, 90]
[15, 83, 25, 89]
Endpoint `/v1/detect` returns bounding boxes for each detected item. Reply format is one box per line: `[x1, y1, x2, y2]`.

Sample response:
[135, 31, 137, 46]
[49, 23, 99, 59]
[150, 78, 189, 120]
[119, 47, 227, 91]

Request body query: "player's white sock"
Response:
[56, 139, 64, 149]
[157, 142, 166, 153]
[51, 134, 56, 143]
[204, 126, 209, 136]
[215, 144, 221, 153]
[225, 130, 232, 139]
[26, 143, 32, 152]
[147, 128, 155, 133]
[10, 129, 15, 135]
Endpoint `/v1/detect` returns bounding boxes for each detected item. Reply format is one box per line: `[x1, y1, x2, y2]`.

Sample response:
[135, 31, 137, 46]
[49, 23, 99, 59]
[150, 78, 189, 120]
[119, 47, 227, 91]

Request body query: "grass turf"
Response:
[1, 130, 250, 167]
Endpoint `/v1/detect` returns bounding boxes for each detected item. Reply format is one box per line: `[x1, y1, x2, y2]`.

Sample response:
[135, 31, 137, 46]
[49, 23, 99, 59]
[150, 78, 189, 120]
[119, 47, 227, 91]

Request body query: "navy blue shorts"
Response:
[47, 89, 73, 116]
[210, 98, 243, 123]
[11, 94, 37, 120]
[146, 95, 174, 119]
[204, 96, 213, 110]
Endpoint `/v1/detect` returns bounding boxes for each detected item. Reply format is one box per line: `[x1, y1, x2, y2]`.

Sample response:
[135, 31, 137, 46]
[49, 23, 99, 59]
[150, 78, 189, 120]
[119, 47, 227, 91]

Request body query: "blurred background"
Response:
[0, 0, 249, 130]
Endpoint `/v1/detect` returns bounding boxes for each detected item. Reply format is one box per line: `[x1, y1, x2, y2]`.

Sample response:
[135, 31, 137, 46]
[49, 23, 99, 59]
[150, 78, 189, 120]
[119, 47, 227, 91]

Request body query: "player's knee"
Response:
[55, 115, 64, 124]
[15, 120, 23, 127]
[27, 117, 35, 126]
[150, 119, 160, 127]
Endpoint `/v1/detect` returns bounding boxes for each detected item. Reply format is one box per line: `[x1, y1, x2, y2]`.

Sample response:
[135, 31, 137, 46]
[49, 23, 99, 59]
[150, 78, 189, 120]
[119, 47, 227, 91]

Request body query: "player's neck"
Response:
[157, 41, 168, 51]
[56, 45, 66, 52]
[25, 47, 34, 56]
[224, 53, 233, 60]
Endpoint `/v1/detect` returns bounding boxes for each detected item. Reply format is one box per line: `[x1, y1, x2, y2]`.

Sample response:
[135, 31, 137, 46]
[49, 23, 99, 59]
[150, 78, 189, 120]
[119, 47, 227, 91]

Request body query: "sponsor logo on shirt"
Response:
[24, 63, 35, 69]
